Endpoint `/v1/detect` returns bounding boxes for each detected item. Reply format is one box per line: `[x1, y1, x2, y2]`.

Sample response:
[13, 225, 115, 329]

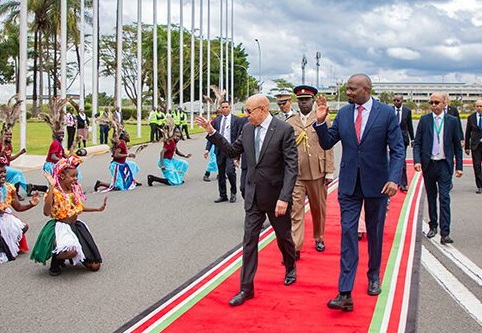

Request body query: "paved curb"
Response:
[10, 144, 111, 171]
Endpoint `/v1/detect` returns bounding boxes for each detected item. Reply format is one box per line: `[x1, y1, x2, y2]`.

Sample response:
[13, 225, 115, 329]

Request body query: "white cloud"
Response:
[2, 0, 482, 103]
[387, 47, 421, 60]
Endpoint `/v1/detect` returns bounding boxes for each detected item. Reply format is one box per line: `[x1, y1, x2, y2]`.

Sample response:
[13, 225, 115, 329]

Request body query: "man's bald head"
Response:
[245, 94, 270, 126]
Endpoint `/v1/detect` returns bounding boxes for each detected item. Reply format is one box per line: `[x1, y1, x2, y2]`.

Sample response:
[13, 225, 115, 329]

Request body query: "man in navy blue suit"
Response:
[413, 92, 463, 244]
[313, 73, 405, 311]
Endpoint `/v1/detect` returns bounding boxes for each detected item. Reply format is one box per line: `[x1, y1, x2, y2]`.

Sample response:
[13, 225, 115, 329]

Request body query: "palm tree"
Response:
[0, 0, 92, 113]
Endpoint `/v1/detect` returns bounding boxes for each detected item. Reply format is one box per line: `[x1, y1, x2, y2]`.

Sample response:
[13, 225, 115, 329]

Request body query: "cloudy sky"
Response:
[2, 0, 482, 102]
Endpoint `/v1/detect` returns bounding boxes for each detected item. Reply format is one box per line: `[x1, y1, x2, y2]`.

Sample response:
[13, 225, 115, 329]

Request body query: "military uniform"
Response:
[287, 85, 335, 257]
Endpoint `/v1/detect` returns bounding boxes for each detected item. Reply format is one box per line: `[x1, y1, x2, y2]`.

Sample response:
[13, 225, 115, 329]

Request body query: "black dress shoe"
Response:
[229, 290, 254, 306]
[476, 188, 482, 194]
[284, 268, 296, 286]
[26, 184, 33, 197]
[94, 180, 101, 192]
[367, 280, 381, 296]
[214, 197, 228, 203]
[49, 255, 62, 276]
[230, 194, 237, 203]
[400, 185, 408, 192]
[315, 240, 325, 252]
[327, 293, 353, 311]
[440, 235, 454, 245]
[203, 175, 211, 182]
[426, 228, 437, 239]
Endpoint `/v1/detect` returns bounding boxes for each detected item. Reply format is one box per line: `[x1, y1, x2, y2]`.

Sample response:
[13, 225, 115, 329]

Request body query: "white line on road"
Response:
[422, 222, 482, 287]
[422, 247, 482, 327]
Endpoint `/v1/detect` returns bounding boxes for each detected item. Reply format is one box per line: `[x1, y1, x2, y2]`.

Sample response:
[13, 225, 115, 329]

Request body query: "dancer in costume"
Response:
[30, 156, 107, 276]
[147, 129, 191, 186]
[0, 157, 40, 263]
[39, 97, 82, 180]
[0, 98, 47, 199]
[94, 112, 142, 191]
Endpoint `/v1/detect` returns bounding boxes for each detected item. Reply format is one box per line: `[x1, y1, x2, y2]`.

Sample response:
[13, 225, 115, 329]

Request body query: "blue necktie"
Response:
[478, 114, 482, 130]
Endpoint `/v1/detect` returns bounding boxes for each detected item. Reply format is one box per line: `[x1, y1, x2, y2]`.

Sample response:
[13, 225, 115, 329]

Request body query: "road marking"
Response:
[422, 222, 482, 287]
[422, 247, 482, 327]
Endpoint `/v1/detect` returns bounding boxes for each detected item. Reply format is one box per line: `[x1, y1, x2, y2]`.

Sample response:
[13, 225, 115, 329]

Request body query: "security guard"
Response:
[274, 89, 295, 121]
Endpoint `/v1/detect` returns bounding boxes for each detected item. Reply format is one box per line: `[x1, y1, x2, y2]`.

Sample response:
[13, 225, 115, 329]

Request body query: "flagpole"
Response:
[115, 0, 123, 113]
[179, 0, 184, 108]
[198, 0, 203, 117]
[136, 0, 142, 137]
[91, 0, 99, 144]
[167, 0, 172, 111]
[190, 0, 195, 128]
[153, 0, 158, 109]
[206, 0, 211, 118]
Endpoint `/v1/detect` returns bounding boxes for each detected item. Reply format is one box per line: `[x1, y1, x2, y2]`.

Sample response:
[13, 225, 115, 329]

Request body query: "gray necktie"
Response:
[220, 116, 227, 137]
[255, 126, 261, 162]
[396, 108, 401, 123]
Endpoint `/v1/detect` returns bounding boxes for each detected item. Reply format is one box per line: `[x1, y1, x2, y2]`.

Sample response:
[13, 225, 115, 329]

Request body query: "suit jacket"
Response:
[464, 112, 482, 151]
[395, 105, 415, 146]
[314, 98, 405, 198]
[446, 105, 464, 141]
[208, 116, 298, 211]
[286, 112, 335, 180]
[413, 113, 463, 173]
[205, 114, 242, 155]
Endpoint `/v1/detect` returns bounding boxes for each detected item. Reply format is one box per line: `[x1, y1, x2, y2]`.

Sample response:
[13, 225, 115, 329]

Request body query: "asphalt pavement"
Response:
[2, 120, 482, 332]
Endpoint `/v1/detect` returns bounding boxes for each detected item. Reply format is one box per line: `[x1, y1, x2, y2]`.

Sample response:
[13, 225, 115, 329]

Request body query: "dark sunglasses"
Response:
[245, 106, 262, 114]
[277, 101, 288, 106]
[428, 100, 442, 105]
[393, 99, 401, 102]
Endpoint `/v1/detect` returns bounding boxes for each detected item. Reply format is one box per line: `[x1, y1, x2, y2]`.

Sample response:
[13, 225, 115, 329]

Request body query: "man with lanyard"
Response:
[413, 91, 463, 245]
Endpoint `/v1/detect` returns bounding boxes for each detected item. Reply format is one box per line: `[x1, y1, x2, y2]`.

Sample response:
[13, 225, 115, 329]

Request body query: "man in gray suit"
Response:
[195, 94, 298, 306]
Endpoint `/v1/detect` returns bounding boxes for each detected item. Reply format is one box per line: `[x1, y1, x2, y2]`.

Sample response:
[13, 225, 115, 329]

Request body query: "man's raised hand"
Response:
[315, 95, 329, 124]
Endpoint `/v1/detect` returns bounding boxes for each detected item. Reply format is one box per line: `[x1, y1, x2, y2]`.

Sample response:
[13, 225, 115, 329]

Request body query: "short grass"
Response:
[10, 121, 204, 155]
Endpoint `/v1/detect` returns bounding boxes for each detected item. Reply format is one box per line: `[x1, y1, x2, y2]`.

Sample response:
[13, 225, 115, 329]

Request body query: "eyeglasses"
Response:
[245, 106, 263, 114]
[277, 101, 288, 106]
[428, 100, 442, 105]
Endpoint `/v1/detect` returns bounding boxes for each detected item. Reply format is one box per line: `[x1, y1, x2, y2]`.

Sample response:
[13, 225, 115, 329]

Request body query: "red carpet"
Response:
[122, 168, 424, 333]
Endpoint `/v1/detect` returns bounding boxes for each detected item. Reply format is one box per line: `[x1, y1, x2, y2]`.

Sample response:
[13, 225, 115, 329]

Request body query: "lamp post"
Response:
[301, 54, 307, 85]
[234, 64, 249, 99]
[254, 38, 261, 90]
[315, 51, 321, 89]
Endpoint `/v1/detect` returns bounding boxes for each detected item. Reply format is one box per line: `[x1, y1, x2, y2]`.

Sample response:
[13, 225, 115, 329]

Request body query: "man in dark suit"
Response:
[195, 94, 298, 306]
[393, 94, 415, 192]
[464, 100, 482, 193]
[443, 93, 464, 147]
[205, 101, 242, 203]
[413, 92, 463, 245]
[313, 73, 405, 311]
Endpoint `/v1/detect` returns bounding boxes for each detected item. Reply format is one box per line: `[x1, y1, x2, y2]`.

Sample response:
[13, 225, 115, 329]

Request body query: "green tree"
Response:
[0, 0, 92, 113]
[0, 22, 18, 86]
[378, 91, 395, 104]
[271, 78, 295, 91]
